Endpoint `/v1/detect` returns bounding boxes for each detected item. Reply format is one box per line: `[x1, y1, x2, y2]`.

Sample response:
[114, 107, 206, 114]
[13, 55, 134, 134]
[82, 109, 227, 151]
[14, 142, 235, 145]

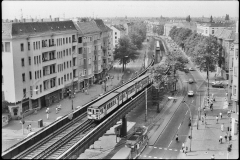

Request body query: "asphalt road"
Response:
[139, 62, 207, 159]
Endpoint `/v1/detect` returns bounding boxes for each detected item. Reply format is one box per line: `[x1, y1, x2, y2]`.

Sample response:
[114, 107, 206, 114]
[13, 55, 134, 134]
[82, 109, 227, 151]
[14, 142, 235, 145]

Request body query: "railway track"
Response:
[13, 113, 96, 159]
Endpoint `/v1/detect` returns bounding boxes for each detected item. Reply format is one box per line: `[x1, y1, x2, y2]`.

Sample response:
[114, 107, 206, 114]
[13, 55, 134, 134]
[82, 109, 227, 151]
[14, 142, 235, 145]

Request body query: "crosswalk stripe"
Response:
[149, 156, 152, 158]
[159, 147, 162, 149]
[143, 155, 146, 157]
[169, 149, 172, 150]
[164, 148, 167, 150]
[154, 157, 157, 159]
[154, 147, 157, 148]
[159, 158, 162, 159]
[175, 149, 178, 151]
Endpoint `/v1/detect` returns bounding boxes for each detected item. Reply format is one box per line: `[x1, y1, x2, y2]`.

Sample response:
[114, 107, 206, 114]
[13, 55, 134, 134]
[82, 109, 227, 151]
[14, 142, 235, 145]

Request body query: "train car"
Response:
[87, 92, 119, 121]
[156, 41, 160, 51]
[132, 73, 151, 93]
[114, 81, 136, 105]
[111, 147, 132, 159]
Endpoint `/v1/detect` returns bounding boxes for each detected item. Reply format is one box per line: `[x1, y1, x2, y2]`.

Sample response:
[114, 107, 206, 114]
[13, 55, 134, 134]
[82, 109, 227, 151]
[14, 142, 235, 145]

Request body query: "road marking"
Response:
[159, 147, 162, 149]
[154, 147, 157, 148]
[168, 140, 172, 148]
[185, 110, 188, 115]
[175, 149, 178, 151]
[154, 157, 157, 159]
[159, 158, 163, 159]
[149, 156, 152, 158]
[169, 149, 172, 150]
[178, 123, 181, 129]
[149, 146, 153, 148]
[164, 148, 167, 150]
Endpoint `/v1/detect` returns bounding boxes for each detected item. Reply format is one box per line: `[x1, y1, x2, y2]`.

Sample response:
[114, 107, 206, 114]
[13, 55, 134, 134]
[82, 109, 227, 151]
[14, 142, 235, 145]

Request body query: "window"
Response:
[61, 77, 63, 84]
[78, 47, 82, 54]
[28, 57, 31, 65]
[21, 58, 24, 67]
[40, 70, 41, 77]
[235, 49, 239, 59]
[2, 42, 4, 52]
[234, 67, 238, 76]
[58, 78, 60, 85]
[39, 55, 41, 63]
[28, 42, 30, 50]
[212, 30, 214, 34]
[34, 56, 36, 64]
[67, 61, 69, 68]
[40, 85, 42, 92]
[63, 38, 65, 44]
[64, 75, 66, 81]
[78, 37, 82, 43]
[115, 36, 117, 39]
[63, 50, 65, 56]
[36, 41, 38, 50]
[69, 48, 71, 55]
[23, 88, 26, 97]
[33, 42, 35, 50]
[67, 74, 69, 81]
[22, 73, 25, 82]
[5, 42, 10, 52]
[21, 43, 24, 51]
[29, 71, 32, 80]
[66, 37, 68, 44]
[115, 32, 117, 35]
[64, 62, 65, 69]
[66, 49, 68, 56]
[69, 37, 71, 43]
[233, 85, 237, 95]
[70, 61, 71, 67]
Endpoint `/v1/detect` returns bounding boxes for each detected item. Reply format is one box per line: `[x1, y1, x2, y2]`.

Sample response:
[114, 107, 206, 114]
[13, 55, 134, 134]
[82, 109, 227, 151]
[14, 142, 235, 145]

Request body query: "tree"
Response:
[113, 36, 140, 71]
[210, 15, 213, 23]
[192, 36, 222, 72]
[130, 32, 143, 49]
[186, 15, 191, 22]
[225, 14, 230, 20]
[2, 101, 9, 113]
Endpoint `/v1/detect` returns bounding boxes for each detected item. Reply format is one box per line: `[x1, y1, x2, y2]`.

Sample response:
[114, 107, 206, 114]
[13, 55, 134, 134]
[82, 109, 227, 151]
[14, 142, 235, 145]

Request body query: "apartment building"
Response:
[74, 21, 102, 83]
[93, 19, 111, 75]
[231, 21, 238, 136]
[2, 20, 78, 119]
[105, 25, 114, 68]
[106, 25, 122, 50]
[214, 28, 235, 80]
[196, 22, 235, 37]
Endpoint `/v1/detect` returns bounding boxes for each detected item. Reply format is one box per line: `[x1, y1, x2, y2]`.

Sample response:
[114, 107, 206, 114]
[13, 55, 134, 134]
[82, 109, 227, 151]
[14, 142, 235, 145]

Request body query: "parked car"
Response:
[188, 90, 194, 97]
[189, 78, 194, 84]
[189, 67, 195, 71]
[212, 81, 224, 88]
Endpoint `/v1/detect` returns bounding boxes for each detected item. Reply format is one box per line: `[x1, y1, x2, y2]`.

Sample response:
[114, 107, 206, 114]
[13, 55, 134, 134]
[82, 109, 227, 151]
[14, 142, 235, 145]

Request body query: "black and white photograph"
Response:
[2, 0, 239, 159]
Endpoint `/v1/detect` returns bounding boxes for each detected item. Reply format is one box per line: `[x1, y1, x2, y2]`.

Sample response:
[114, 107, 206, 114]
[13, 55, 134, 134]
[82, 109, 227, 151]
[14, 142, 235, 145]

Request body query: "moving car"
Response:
[188, 90, 194, 97]
[189, 78, 194, 84]
[212, 81, 224, 88]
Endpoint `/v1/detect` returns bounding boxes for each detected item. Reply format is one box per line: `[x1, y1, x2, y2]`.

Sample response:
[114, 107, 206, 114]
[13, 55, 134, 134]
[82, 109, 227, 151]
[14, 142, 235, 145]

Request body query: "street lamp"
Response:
[21, 89, 38, 135]
[182, 101, 193, 152]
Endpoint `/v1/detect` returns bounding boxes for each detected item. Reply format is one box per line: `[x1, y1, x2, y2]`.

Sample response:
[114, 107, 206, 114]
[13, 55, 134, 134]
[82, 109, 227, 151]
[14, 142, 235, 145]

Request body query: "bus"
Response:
[156, 41, 160, 51]
[111, 147, 132, 159]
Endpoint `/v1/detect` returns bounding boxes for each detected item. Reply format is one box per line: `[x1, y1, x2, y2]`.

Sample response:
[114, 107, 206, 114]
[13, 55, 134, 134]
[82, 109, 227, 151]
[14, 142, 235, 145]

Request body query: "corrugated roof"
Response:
[2, 21, 77, 38]
[93, 19, 108, 32]
[75, 21, 101, 35]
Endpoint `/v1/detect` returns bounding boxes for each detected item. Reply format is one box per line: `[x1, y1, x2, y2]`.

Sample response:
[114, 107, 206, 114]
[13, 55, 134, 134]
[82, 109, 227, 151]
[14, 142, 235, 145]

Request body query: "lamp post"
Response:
[182, 101, 193, 152]
[21, 89, 38, 135]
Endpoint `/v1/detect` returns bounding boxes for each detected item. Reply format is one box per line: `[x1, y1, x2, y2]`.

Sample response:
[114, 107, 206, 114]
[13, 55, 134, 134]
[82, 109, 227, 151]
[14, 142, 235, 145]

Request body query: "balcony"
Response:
[42, 72, 57, 81]
[42, 58, 57, 66]
[42, 44, 56, 52]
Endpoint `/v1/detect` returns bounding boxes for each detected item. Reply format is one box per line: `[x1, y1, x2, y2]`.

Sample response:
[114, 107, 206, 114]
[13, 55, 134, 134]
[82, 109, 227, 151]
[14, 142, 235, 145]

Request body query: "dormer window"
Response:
[51, 27, 53, 30]
[34, 28, 36, 31]
[20, 29, 22, 32]
[64, 26, 66, 28]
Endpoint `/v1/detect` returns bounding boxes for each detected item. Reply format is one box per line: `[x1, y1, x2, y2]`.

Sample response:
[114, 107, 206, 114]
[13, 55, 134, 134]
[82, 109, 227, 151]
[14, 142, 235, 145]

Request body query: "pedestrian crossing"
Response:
[139, 146, 179, 159]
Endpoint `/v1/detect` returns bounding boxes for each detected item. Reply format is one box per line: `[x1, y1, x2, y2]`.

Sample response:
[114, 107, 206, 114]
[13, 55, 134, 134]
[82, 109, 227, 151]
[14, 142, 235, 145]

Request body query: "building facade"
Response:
[2, 20, 78, 119]
[106, 25, 121, 50]
[74, 21, 102, 84]
[231, 21, 239, 136]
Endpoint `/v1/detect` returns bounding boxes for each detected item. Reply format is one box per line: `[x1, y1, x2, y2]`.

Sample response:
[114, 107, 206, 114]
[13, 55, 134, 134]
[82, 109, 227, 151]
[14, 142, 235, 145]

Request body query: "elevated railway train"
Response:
[87, 73, 152, 121]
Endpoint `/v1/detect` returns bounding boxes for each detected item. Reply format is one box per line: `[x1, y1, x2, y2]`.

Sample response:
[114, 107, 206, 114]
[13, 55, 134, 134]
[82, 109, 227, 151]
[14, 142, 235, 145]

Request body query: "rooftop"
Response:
[2, 21, 77, 39]
[74, 21, 101, 35]
[93, 19, 109, 32]
[214, 28, 235, 40]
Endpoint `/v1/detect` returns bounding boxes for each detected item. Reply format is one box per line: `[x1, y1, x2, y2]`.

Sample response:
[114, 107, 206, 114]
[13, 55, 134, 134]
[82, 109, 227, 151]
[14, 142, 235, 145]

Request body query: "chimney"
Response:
[14, 18, 18, 23]
[41, 18, 44, 22]
[50, 15, 52, 21]
[22, 18, 26, 22]
[31, 18, 34, 22]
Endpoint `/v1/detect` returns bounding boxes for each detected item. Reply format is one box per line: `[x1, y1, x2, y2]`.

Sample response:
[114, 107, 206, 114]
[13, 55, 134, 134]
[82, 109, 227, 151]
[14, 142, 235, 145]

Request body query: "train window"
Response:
[92, 110, 95, 114]
[88, 109, 91, 112]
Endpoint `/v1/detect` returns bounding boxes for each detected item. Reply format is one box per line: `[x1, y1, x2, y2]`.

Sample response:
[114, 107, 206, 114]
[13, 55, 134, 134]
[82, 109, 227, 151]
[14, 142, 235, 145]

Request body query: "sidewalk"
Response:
[177, 91, 238, 159]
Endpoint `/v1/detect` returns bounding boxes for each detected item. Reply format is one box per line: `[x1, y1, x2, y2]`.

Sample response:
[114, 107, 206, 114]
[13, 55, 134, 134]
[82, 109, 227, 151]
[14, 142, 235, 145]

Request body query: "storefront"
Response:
[32, 99, 39, 109]
[45, 90, 61, 107]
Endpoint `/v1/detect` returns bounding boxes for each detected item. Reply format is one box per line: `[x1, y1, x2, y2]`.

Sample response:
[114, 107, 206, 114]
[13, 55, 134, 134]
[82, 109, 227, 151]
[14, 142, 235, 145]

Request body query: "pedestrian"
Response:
[29, 124, 32, 132]
[185, 146, 188, 155]
[219, 112, 222, 119]
[216, 115, 219, 124]
[182, 142, 185, 152]
[224, 132, 228, 142]
[226, 92, 228, 97]
[204, 112, 207, 118]
[47, 112, 49, 120]
[27, 124, 29, 132]
[56, 107, 58, 114]
[211, 154, 215, 159]
[202, 117, 204, 124]
[219, 135, 223, 143]
[221, 124, 224, 132]
[228, 134, 232, 141]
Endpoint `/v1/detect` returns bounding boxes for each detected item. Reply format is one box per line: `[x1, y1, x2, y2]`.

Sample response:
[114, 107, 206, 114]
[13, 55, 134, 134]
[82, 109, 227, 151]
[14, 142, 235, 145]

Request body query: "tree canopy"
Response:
[129, 22, 147, 49]
[225, 14, 230, 20]
[113, 36, 140, 71]
[153, 25, 164, 36]
[186, 15, 191, 22]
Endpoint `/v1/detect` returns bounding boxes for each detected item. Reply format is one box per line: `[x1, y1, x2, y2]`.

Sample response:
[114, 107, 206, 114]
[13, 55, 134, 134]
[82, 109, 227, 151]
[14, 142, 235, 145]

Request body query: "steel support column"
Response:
[121, 115, 127, 137]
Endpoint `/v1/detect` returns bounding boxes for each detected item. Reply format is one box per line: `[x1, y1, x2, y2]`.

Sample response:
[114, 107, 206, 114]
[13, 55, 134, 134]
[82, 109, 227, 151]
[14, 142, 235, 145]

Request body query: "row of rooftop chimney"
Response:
[2, 16, 60, 23]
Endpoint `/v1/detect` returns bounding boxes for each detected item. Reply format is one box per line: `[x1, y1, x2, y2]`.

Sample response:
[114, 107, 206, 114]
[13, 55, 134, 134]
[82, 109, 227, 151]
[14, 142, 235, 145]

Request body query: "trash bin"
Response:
[38, 119, 43, 128]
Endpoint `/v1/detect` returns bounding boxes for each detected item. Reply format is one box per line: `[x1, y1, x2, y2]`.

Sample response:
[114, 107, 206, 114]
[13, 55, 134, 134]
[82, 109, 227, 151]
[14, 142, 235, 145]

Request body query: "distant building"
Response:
[164, 21, 197, 36]
[106, 25, 124, 50]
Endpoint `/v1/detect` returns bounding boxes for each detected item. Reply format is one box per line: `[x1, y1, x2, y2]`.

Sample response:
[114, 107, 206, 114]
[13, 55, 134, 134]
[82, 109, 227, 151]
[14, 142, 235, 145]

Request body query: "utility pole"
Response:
[145, 88, 147, 122]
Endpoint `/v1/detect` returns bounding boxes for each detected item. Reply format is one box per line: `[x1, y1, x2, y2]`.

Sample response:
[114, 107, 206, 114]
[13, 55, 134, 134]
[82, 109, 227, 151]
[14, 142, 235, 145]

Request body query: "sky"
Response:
[2, 1, 239, 19]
